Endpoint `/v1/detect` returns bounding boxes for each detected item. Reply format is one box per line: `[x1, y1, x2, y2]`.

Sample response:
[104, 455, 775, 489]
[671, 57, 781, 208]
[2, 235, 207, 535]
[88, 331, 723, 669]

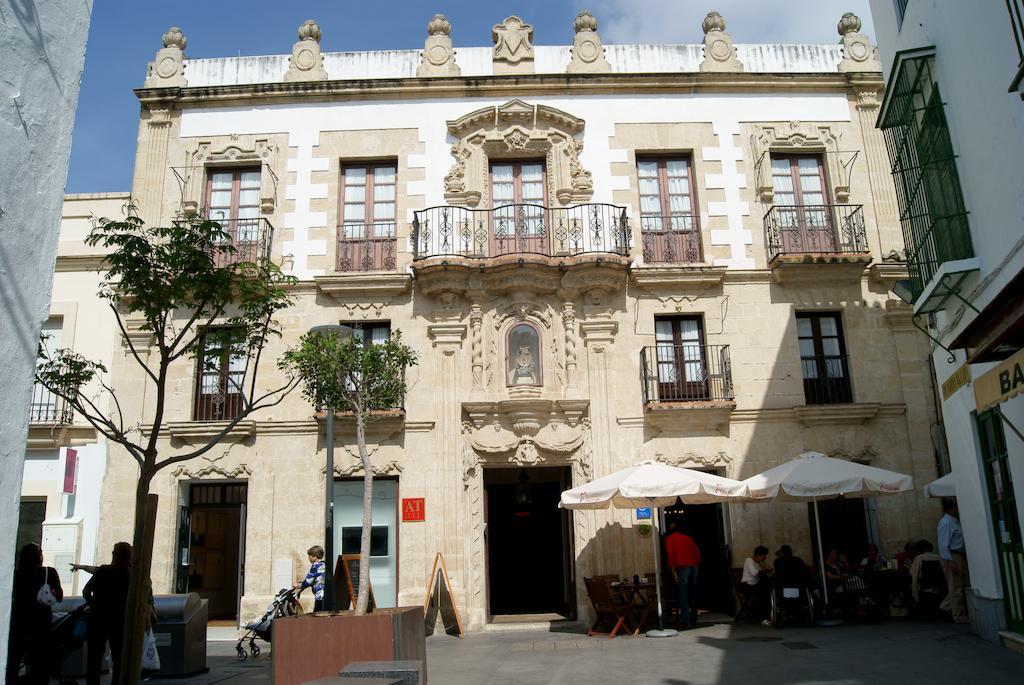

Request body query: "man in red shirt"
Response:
[665, 522, 701, 628]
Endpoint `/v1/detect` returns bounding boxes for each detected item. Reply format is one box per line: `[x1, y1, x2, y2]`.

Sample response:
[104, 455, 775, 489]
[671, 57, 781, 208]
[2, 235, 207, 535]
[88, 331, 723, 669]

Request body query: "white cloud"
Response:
[578, 0, 876, 46]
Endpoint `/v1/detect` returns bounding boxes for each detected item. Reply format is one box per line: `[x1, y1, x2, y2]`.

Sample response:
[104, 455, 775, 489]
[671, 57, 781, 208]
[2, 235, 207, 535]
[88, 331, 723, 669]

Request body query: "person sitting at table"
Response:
[824, 548, 844, 594]
[773, 545, 810, 588]
[741, 545, 773, 625]
[860, 544, 889, 572]
[895, 541, 916, 570]
[909, 539, 942, 603]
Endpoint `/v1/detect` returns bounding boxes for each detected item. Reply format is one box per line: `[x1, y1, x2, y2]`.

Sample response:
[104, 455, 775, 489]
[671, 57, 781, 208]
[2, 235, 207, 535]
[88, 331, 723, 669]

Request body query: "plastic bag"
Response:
[142, 629, 161, 672]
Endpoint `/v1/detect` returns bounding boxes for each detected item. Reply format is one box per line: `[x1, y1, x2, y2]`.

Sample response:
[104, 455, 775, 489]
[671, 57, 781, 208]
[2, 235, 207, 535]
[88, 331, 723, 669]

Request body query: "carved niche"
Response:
[178, 138, 280, 216]
[443, 100, 593, 207]
[750, 122, 854, 204]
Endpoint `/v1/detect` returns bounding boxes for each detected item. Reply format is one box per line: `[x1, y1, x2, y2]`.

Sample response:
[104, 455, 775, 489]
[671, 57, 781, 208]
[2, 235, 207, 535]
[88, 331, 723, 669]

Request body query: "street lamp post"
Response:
[309, 324, 354, 611]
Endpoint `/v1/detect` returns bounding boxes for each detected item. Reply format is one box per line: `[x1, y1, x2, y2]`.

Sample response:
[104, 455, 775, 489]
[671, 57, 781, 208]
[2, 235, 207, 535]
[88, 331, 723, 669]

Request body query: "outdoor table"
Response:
[866, 568, 912, 615]
[612, 581, 658, 634]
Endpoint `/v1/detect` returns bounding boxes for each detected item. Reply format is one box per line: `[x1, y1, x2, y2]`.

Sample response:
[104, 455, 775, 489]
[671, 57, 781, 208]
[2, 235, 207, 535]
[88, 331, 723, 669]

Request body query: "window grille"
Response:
[879, 54, 974, 301]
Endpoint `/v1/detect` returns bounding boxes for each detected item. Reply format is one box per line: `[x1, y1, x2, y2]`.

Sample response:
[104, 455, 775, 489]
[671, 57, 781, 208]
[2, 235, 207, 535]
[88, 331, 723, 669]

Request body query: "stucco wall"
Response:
[0, 0, 93, 670]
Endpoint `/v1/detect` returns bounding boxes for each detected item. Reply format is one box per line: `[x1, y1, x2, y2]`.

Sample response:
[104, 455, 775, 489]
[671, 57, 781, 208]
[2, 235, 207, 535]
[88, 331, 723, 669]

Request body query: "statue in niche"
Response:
[507, 323, 541, 386]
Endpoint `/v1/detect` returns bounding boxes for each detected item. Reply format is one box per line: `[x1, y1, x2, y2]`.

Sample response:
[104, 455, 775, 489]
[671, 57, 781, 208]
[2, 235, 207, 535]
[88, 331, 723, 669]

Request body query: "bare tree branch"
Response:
[168, 304, 227, 362]
[110, 305, 158, 384]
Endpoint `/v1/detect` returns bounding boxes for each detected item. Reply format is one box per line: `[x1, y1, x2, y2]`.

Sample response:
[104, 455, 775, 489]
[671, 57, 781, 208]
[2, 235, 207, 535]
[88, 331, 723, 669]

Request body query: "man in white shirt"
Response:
[937, 500, 969, 623]
[741, 545, 772, 625]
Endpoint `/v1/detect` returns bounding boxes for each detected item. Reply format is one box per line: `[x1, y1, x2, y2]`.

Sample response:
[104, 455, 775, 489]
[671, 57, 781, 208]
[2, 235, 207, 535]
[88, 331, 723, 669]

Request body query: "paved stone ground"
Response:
[140, 621, 1023, 685]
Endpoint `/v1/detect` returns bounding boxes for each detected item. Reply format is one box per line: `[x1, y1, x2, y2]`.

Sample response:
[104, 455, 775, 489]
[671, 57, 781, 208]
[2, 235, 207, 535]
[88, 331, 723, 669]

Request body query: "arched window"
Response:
[506, 323, 542, 386]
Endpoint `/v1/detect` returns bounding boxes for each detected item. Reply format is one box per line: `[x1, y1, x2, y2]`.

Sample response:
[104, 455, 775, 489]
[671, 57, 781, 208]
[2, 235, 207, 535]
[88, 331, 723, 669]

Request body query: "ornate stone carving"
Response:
[144, 26, 187, 88]
[284, 20, 328, 82]
[855, 89, 882, 110]
[837, 12, 881, 73]
[172, 461, 252, 480]
[653, 451, 732, 470]
[418, 14, 461, 77]
[470, 303, 484, 395]
[561, 301, 578, 393]
[750, 122, 853, 203]
[567, 11, 611, 74]
[331, 458, 403, 478]
[492, 16, 535, 75]
[700, 12, 743, 73]
[443, 100, 592, 207]
[179, 138, 279, 215]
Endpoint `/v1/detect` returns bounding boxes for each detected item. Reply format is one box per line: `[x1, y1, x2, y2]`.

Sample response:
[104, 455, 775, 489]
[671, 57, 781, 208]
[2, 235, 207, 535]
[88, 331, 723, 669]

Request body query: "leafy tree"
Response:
[280, 329, 417, 614]
[35, 204, 298, 684]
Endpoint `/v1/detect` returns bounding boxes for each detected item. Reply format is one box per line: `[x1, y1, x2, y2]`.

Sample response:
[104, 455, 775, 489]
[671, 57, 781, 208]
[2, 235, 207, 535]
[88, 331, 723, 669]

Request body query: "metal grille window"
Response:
[194, 327, 247, 421]
[879, 53, 974, 301]
[1009, 0, 1024, 91]
[796, 313, 852, 405]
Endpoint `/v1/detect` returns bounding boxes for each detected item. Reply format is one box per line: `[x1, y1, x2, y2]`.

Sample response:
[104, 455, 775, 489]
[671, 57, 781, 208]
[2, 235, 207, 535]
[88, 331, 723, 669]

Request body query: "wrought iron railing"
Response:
[800, 354, 853, 405]
[173, 217, 275, 267]
[336, 222, 398, 272]
[640, 214, 703, 264]
[764, 204, 869, 263]
[29, 383, 72, 424]
[411, 203, 629, 260]
[640, 344, 734, 404]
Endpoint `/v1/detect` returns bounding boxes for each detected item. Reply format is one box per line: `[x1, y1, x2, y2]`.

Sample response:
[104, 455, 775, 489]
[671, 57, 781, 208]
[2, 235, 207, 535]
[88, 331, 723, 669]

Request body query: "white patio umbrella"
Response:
[561, 460, 747, 637]
[742, 451, 913, 609]
[923, 472, 956, 498]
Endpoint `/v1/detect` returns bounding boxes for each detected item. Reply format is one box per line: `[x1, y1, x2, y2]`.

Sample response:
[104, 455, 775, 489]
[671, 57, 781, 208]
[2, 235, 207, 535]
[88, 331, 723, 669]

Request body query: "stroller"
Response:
[236, 587, 303, 660]
[48, 604, 89, 684]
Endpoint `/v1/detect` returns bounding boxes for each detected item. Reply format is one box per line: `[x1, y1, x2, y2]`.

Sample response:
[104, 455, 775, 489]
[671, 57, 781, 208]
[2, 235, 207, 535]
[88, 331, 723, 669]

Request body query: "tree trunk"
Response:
[355, 412, 373, 615]
[118, 475, 158, 685]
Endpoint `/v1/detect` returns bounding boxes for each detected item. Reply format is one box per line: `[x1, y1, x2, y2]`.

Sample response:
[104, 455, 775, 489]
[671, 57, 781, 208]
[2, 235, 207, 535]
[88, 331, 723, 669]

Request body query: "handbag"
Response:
[36, 568, 58, 608]
[142, 628, 161, 672]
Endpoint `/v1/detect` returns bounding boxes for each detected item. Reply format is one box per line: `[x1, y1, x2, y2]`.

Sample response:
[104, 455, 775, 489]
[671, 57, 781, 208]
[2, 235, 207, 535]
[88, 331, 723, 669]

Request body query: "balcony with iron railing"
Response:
[800, 354, 853, 405]
[29, 383, 72, 424]
[639, 214, 704, 264]
[640, 344, 735, 431]
[411, 203, 629, 262]
[763, 204, 871, 283]
[173, 217, 275, 267]
[336, 222, 398, 272]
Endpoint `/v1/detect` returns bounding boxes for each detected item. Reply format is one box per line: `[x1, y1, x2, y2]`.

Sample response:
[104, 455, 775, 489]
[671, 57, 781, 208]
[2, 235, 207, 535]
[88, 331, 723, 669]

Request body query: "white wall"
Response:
[0, 1, 93, 673]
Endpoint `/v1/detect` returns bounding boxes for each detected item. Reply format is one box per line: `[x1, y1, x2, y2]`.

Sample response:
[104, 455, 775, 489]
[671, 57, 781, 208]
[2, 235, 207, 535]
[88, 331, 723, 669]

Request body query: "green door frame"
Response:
[977, 408, 1024, 633]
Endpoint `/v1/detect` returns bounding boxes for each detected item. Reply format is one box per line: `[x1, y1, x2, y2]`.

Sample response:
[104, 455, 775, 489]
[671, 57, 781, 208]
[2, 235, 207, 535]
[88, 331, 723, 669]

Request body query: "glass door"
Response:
[977, 409, 1024, 633]
[334, 479, 399, 607]
[654, 317, 708, 401]
[771, 154, 834, 253]
[490, 161, 547, 256]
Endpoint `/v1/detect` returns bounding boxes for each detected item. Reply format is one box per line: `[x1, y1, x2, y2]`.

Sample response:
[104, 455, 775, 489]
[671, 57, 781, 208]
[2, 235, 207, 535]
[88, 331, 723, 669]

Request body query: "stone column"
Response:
[579, 316, 618, 478]
[138, 104, 174, 228]
[469, 303, 484, 398]
[561, 300, 579, 396]
[426, 321, 467, 614]
[852, 81, 901, 255]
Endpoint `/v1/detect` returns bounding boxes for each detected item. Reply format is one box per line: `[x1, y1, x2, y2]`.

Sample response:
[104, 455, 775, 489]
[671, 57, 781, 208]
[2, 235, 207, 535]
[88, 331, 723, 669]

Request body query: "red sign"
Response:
[402, 498, 425, 522]
[62, 448, 78, 495]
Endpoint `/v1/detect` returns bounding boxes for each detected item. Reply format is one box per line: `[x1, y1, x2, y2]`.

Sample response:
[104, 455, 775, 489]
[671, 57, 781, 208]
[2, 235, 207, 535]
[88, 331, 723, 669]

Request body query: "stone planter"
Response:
[272, 606, 426, 685]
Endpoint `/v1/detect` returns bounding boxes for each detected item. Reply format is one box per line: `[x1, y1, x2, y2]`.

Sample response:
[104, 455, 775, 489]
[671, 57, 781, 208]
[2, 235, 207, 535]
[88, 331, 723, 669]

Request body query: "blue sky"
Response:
[66, 0, 874, 193]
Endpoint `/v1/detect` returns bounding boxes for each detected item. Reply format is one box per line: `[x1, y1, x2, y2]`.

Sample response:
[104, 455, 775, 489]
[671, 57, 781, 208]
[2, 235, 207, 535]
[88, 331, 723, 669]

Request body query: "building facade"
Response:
[96, 11, 944, 628]
[870, 0, 1024, 646]
[20, 193, 127, 595]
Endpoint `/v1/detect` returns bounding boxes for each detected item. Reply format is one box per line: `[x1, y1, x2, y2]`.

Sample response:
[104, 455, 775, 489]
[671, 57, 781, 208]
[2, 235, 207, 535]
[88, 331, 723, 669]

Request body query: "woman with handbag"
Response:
[6, 542, 63, 684]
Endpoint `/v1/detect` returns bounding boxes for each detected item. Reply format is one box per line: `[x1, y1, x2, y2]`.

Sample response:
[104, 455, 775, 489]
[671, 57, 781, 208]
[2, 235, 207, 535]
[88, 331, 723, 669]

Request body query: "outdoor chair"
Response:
[584, 576, 635, 638]
[838, 569, 881, 619]
[913, 560, 948, 616]
[730, 568, 769, 622]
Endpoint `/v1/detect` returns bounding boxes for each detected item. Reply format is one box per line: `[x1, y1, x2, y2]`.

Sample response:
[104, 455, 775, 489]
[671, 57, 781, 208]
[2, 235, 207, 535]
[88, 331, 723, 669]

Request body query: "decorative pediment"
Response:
[652, 451, 733, 469]
[172, 462, 253, 480]
[750, 122, 856, 203]
[492, 16, 535, 74]
[327, 458, 403, 478]
[443, 100, 591, 207]
[177, 137, 280, 216]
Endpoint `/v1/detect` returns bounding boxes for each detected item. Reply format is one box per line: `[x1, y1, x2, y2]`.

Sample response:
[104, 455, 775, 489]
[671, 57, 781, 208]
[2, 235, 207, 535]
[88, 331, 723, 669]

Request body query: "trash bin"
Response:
[153, 593, 208, 676]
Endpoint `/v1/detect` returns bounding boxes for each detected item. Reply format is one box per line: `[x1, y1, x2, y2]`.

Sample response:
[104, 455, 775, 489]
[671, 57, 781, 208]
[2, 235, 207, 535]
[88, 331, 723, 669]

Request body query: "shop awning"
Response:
[974, 347, 1024, 411]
